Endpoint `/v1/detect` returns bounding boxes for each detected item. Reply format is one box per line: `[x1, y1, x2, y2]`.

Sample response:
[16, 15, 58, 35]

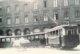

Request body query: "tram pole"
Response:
[45, 33, 48, 46]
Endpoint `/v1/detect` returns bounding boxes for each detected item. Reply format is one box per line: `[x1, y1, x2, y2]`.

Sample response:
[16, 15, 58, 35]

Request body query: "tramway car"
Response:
[0, 25, 79, 48]
[0, 32, 46, 47]
[46, 25, 79, 48]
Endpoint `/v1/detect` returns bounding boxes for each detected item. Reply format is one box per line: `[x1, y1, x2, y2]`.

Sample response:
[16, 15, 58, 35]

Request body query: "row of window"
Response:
[53, 9, 80, 22]
[53, 0, 80, 7]
[6, 0, 80, 13]
[67, 29, 77, 35]
[0, 9, 80, 24]
[36, 0, 80, 8]
[7, 5, 20, 13]
[35, 0, 80, 8]
[48, 29, 62, 37]
[48, 28, 77, 37]
[4, 16, 48, 25]
[64, 9, 80, 18]
[0, 35, 45, 43]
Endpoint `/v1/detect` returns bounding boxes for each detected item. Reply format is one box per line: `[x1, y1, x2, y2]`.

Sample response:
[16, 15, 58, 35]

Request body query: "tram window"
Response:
[15, 37, 17, 39]
[50, 32, 52, 35]
[28, 37, 31, 40]
[35, 36, 39, 39]
[71, 29, 73, 34]
[38, 36, 40, 39]
[66, 30, 68, 35]
[39, 35, 44, 39]
[72, 29, 77, 34]
[54, 31, 56, 36]
[67, 29, 77, 35]
[68, 30, 71, 35]
[6, 38, 11, 42]
[56, 30, 58, 35]
[2, 39, 5, 42]
[50, 32, 53, 35]
[11, 38, 15, 41]
[52, 31, 55, 35]
[31, 36, 34, 40]
[74, 29, 77, 34]
[59, 29, 62, 36]
[48, 32, 51, 36]
[79, 28, 80, 33]
[0, 39, 2, 42]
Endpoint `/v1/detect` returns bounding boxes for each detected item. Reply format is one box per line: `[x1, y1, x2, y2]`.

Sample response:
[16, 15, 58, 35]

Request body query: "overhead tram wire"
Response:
[47, 14, 58, 26]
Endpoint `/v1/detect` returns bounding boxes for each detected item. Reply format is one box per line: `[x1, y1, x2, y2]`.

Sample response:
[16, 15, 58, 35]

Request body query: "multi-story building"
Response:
[0, 0, 80, 36]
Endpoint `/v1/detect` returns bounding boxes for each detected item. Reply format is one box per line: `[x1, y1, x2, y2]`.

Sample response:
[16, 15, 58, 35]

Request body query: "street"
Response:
[0, 45, 80, 54]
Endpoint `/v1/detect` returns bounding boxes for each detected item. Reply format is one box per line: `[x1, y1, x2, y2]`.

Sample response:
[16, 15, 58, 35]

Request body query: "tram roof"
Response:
[46, 24, 77, 32]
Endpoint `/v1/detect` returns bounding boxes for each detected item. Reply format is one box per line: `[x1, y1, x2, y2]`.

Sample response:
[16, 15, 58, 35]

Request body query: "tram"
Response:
[0, 32, 46, 47]
[47, 25, 79, 48]
[0, 25, 79, 48]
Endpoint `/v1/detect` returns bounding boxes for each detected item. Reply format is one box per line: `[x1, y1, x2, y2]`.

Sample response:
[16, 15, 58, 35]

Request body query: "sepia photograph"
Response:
[0, 0, 80, 54]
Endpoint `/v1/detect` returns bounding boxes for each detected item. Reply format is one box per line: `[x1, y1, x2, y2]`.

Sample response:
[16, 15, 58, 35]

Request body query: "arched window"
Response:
[6, 29, 12, 36]
[15, 29, 21, 35]
[24, 28, 30, 35]
[33, 28, 40, 33]
[0, 30, 4, 36]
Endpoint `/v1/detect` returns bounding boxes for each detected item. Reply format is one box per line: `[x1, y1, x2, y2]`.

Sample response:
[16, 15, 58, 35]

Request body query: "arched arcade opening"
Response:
[6, 29, 12, 36]
[0, 30, 4, 36]
[24, 28, 30, 35]
[15, 29, 21, 35]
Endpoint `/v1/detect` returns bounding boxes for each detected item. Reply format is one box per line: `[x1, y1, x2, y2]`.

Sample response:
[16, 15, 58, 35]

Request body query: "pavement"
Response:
[0, 45, 80, 54]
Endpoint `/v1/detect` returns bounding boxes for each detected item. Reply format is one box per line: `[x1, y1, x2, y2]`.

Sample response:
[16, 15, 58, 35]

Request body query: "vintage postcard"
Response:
[0, 0, 80, 54]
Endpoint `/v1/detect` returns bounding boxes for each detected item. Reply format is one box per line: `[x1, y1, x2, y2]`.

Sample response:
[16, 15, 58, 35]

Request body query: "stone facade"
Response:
[0, 0, 80, 36]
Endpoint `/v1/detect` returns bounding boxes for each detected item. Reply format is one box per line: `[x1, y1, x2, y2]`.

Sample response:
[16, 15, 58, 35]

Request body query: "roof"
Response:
[46, 24, 77, 32]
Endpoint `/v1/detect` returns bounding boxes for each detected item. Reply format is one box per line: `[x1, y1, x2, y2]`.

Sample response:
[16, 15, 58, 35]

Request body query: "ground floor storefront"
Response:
[0, 24, 54, 36]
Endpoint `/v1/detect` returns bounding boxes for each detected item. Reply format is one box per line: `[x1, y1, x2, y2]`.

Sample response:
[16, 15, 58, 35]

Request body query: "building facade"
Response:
[0, 0, 80, 36]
